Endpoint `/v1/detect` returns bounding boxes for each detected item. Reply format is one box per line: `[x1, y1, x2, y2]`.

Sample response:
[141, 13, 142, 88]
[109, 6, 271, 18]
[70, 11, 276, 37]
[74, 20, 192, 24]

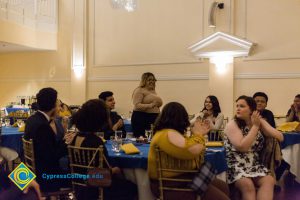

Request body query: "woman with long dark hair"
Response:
[191, 95, 224, 130]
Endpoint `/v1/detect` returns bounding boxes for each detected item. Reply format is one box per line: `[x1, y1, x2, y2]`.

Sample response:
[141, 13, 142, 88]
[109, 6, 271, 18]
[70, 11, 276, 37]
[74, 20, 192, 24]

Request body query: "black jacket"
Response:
[24, 111, 68, 192]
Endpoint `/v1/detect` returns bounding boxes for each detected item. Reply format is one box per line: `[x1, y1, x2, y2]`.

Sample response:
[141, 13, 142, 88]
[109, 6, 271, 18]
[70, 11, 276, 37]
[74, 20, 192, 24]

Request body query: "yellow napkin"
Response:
[206, 141, 223, 147]
[18, 125, 25, 132]
[12, 122, 18, 127]
[121, 143, 140, 154]
[277, 122, 300, 132]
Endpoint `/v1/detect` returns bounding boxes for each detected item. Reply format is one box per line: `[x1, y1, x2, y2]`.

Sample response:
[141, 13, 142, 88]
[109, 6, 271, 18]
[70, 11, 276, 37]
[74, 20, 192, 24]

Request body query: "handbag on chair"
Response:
[86, 146, 112, 187]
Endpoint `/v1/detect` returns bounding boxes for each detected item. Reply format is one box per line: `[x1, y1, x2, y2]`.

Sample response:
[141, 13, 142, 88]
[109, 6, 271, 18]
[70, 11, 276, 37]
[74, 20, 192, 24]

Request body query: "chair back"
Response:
[222, 117, 229, 129]
[155, 146, 200, 200]
[22, 137, 36, 173]
[208, 129, 224, 142]
[67, 145, 105, 200]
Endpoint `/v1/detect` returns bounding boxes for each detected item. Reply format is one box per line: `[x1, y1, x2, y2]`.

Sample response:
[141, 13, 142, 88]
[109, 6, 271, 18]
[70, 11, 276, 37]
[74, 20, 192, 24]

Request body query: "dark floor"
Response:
[274, 174, 300, 200]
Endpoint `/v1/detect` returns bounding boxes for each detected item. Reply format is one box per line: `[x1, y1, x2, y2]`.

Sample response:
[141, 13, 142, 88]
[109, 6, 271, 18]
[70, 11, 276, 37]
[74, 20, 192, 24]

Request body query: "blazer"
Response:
[24, 111, 68, 192]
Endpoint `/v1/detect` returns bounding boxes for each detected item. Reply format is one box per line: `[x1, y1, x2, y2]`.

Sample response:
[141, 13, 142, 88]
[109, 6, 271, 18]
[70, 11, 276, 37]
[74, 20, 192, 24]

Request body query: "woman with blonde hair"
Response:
[131, 72, 163, 137]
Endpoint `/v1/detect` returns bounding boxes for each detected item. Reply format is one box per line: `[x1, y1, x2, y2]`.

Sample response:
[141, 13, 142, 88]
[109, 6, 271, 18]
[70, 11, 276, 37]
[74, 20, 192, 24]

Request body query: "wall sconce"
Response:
[72, 64, 85, 78]
[209, 2, 224, 28]
[210, 54, 233, 74]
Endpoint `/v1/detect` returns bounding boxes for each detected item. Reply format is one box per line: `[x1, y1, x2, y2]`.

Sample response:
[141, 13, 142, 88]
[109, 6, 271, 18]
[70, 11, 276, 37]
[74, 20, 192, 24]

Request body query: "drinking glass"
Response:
[5, 119, 10, 126]
[16, 119, 24, 127]
[145, 129, 153, 141]
[115, 130, 123, 139]
[111, 136, 122, 154]
[125, 132, 134, 140]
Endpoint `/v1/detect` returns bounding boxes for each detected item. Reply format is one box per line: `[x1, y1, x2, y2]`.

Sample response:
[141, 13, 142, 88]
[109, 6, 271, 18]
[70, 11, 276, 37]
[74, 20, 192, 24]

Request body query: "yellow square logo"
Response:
[8, 162, 36, 190]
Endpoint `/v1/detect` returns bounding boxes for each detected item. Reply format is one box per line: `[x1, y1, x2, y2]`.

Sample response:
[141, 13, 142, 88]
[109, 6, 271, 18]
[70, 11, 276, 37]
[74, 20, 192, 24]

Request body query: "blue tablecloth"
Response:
[1, 127, 24, 155]
[105, 141, 227, 173]
[5, 107, 30, 114]
[281, 132, 300, 149]
[106, 140, 149, 169]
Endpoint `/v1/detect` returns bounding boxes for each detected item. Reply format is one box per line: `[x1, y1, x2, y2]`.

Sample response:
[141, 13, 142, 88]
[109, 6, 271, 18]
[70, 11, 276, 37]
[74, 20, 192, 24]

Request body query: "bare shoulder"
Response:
[167, 130, 185, 148]
[224, 120, 239, 135]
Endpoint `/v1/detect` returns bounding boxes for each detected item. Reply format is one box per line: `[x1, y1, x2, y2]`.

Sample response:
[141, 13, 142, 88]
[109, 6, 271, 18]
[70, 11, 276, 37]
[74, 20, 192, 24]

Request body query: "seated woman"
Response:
[71, 99, 137, 200]
[224, 95, 283, 200]
[191, 95, 224, 130]
[286, 94, 300, 122]
[148, 102, 230, 200]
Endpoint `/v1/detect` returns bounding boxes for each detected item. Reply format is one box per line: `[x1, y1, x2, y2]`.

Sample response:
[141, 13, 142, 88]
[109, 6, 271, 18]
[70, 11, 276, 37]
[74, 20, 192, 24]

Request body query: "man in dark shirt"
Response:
[253, 92, 289, 190]
[99, 91, 126, 139]
[253, 92, 276, 128]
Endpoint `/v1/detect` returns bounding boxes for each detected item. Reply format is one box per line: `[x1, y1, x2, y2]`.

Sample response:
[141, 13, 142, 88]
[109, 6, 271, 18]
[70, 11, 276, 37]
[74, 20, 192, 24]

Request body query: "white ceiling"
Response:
[0, 41, 38, 53]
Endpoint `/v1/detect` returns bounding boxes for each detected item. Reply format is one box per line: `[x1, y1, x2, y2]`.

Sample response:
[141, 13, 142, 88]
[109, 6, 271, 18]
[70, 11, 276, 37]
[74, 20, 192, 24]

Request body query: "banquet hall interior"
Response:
[0, 0, 300, 199]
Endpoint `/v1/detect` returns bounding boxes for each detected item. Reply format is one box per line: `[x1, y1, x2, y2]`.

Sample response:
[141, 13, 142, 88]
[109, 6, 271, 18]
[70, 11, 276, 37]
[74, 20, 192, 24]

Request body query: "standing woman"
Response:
[191, 95, 224, 130]
[224, 95, 283, 200]
[131, 72, 163, 137]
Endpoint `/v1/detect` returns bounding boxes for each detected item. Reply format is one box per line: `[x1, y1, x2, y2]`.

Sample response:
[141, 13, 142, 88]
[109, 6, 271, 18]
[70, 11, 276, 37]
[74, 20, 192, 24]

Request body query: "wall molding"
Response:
[89, 72, 300, 82]
[235, 73, 300, 79]
[0, 78, 70, 82]
[92, 61, 203, 68]
[1, 73, 299, 83]
[88, 74, 209, 82]
[243, 57, 300, 62]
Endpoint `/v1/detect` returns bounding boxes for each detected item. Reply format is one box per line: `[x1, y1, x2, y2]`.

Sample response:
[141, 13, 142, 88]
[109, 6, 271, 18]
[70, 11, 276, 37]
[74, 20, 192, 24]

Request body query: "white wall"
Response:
[0, 0, 299, 119]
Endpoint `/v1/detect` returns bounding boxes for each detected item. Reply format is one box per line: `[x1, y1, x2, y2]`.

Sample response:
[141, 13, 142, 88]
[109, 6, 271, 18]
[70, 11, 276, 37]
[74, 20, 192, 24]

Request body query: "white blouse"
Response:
[190, 112, 224, 130]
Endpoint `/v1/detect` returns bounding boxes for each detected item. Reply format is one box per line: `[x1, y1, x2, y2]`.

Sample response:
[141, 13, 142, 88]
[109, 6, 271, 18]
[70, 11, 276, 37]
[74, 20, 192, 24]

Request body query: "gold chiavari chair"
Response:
[155, 146, 201, 200]
[22, 137, 73, 199]
[68, 145, 106, 200]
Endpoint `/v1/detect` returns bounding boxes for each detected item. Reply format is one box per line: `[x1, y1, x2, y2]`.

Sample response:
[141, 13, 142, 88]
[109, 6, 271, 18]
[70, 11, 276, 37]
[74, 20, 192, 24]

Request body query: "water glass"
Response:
[111, 137, 122, 153]
[16, 119, 24, 127]
[145, 129, 153, 141]
[125, 132, 134, 140]
[5, 119, 10, 126]
[115, 130, 123, 139]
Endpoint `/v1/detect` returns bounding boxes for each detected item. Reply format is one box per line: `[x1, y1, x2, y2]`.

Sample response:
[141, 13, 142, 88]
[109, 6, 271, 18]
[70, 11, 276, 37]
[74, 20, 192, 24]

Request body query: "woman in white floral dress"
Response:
[224, 95, 283, 200]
